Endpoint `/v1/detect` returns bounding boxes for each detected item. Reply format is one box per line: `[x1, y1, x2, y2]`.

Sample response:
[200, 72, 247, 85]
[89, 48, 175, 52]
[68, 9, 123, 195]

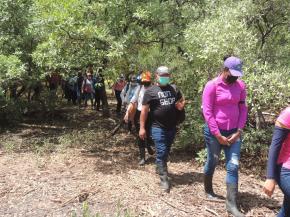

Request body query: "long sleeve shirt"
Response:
[202, 76, 248, 135]
[266, 107, 290, 179]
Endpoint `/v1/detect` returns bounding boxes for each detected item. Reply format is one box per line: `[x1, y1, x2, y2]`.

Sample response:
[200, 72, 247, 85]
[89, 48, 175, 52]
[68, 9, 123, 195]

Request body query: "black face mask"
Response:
[226, 75, 238, 84]
[142, 82, 151, 87]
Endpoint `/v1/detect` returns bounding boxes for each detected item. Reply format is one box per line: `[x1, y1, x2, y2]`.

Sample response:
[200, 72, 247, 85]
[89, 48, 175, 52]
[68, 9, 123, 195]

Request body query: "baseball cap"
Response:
[224, 56, 243, 77]
[156, 66, 170, 76]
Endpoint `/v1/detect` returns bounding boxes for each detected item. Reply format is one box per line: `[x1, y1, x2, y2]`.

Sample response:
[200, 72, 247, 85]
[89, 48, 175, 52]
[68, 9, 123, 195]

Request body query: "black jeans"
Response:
[134, 110, 154, 149]
[115, 90, 122, 112]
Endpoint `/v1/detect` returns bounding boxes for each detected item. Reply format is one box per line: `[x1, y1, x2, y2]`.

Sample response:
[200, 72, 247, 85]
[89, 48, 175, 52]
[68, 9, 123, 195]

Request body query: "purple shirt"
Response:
[202, 76, 248, 136]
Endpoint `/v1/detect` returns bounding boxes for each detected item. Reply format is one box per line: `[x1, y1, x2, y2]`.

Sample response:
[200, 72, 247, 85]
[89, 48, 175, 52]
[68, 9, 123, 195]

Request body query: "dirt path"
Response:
[0, 102, 284, 217]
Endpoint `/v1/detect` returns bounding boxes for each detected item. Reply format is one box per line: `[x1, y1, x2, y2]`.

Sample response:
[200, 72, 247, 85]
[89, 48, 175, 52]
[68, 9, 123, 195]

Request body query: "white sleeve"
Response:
[130, 86, 141, 103]
[120, 85, 127, 101]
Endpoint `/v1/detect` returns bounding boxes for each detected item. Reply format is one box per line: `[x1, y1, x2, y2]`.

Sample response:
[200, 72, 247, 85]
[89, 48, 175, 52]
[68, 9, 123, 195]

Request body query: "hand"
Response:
[216, 134, 230, 146]
[123, 113, 129, 123]
[263, 179, 276, 197]
[175, 99, 185, 111]
[139, 128, 146, 140]
[227, 132, 241, 144]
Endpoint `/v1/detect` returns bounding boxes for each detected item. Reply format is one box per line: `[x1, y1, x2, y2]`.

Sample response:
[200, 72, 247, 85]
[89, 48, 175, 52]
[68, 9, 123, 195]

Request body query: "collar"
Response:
[215, 76, 225, 85]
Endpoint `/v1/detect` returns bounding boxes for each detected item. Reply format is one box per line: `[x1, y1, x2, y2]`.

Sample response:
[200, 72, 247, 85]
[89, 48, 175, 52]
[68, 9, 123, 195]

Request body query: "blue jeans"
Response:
[203, 126, 241, 184]
[276, 166, 290, 217]
[151, 127, 176, 167]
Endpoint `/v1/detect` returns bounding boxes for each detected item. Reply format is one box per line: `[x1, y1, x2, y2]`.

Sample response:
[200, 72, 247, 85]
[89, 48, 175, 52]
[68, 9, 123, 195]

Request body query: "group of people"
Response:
[46, 70, 106, 110]
[118, 56, 289, 217]
[46, 58, 289, 217]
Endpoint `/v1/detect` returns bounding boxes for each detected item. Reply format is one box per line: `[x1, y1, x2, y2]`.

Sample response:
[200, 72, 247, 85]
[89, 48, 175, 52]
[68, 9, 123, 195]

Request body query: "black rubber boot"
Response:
[156, 163, 170, 193]
[138, 146, 146, 166]
[146, 138, 154, 155]
[226, 184, 244, 217]
[204, 175, 219, 199]
[147, 145, 154, 155]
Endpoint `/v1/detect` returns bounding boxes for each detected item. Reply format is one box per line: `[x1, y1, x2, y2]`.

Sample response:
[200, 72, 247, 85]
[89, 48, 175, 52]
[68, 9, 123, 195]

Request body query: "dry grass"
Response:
[0, 102, 284, 217]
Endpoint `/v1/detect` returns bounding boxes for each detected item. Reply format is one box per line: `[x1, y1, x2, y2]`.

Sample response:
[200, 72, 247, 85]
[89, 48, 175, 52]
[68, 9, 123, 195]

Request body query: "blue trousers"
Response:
[276, 166, 290, 217]
[151, 127, 176, 167]
[203, 126, 241, 184]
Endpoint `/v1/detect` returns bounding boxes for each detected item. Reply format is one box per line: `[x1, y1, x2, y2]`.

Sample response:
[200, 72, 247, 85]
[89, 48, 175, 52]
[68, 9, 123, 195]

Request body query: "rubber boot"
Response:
[138, 146, 146, 166]
[226, 184, 244, 217]
[146, 138, 154, 155]
[147, 145, 154, 155]
[204, 175, 218, 199]
[156, 162, 170, 193]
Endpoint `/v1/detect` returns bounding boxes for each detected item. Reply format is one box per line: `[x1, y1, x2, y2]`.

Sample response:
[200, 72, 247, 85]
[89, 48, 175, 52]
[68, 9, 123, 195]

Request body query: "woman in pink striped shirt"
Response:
[202, 56, 248, 217]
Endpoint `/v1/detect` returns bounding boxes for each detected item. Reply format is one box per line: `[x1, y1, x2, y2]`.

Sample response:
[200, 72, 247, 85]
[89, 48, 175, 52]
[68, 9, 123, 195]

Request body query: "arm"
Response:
[139, 104, 149, 140]
[120, 85, 127, 103]
[237, 81, 248, 129]
[202, 82, 220, 136]
[202, 81, 229, 145]
[263, 122, 289, 197]
[124, 102, 137, 123]
[176, 97, 185, 110]
[228, 82, 248, 144]
[81, 80, 85, 93]
[175, 88, 185, 110]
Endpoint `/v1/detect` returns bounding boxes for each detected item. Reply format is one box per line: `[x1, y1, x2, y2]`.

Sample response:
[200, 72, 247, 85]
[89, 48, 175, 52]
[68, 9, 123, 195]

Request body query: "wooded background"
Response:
[1, 0, 290, 159]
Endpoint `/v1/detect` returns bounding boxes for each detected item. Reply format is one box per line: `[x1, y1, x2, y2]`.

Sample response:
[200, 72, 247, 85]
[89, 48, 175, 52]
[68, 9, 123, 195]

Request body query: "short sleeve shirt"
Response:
[142, 84, 182, 129]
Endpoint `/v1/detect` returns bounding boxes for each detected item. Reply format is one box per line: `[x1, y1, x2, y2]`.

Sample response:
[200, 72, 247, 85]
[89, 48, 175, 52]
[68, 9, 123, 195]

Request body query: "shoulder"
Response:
[204, 78, 218, 91]
[277, 107, 290, 129]
[146, 85, 158, 92]
[236, 79, 246, 89]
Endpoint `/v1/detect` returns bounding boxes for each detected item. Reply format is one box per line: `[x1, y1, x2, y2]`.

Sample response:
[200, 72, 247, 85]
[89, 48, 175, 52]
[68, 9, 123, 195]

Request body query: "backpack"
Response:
[83, 79, 93, 93]
[171, 84, 185, 125]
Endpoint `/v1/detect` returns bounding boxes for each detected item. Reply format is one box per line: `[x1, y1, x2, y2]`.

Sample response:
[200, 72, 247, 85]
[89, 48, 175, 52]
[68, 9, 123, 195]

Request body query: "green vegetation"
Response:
[1, 0, 290, 159]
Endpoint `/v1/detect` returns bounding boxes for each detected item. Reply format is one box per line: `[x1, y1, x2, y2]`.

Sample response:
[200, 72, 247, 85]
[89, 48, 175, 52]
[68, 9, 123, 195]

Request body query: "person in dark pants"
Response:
[139, 66, 185, 192]
[264, 107, 290, 217]
[125, 71, 154, 165]
[112, 75, 126, 114]
[93, 73, 105, 110]
[82, 73, 94, 108]
[76, 72, 84, 107]
[202, 56, 247, 217]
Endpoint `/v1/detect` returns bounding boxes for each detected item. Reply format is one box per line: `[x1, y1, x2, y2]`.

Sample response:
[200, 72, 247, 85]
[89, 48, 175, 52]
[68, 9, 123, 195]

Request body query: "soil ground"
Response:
[0, 98, 284, 217]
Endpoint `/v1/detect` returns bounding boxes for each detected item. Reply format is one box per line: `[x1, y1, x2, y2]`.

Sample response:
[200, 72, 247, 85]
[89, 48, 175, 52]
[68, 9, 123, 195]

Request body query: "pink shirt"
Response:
[202, 76, 248, 135]
[277, 107, 290, 169]
[113, 80, 126, 91]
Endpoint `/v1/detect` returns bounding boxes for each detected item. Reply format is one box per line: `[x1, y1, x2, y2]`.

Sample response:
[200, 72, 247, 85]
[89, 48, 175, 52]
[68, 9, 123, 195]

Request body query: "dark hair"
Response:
[223, 55, 231, 61]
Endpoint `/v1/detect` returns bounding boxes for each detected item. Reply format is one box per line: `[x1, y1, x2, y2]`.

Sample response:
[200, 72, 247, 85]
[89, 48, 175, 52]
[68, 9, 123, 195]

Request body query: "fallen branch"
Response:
[203, 198, 225, 203]
[22, 188, 36, 197]
[160, 198, 191, 214]
[205, 207, 219, 216]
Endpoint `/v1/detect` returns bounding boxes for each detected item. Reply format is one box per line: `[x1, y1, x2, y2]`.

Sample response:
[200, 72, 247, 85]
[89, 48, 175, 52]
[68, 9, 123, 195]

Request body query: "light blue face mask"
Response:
[159, 77, 170, 86]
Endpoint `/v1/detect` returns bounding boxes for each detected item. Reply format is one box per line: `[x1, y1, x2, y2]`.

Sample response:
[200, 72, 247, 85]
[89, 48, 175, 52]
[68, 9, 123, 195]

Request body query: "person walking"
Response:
[125, 71, 154, 165]
[82, 72, 94, 108]
[76, 72, 84, 107]
[112, 74, 126, 114]
[121, 75, 139, 109]
[139, 66, 185, 192]
[202, 56, 247, 217]
[93, 72, 105, 111]
[263, 106, 290, 217]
